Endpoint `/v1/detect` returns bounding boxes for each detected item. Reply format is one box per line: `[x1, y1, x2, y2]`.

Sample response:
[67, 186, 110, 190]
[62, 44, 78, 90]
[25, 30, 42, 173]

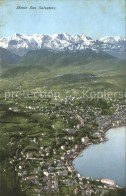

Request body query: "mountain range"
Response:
[0, 33, 125, 59]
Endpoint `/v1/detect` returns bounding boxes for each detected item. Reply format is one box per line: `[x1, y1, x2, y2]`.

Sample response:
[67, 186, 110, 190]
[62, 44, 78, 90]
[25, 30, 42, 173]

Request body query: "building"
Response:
[43, 170, 49, 177]
[74, 188, 79, 195]
[93, 132, 101, 138]
[61, 153, 68, 161]
[9, 107, 19, 112]
[68, 136, 74, 141]
[64, 128, 77, 134]
[75, 144, 79, 149]
[101, 178, 115, 185]
[26, 153, 32, 159]
[81, 136, 89, 144]
[61, 145, 65, 150]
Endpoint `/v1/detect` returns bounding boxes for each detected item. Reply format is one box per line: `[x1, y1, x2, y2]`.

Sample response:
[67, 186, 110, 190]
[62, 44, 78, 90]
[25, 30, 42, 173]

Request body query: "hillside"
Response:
[0, 47, 21, 68]
[16, 49, 114, 68]
[1, 49, 126, 92]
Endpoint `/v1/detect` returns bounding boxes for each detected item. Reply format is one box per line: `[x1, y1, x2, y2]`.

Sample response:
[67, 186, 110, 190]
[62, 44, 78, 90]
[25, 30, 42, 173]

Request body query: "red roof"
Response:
[61, 153, 66, 157]
[101, 178, 115, 183]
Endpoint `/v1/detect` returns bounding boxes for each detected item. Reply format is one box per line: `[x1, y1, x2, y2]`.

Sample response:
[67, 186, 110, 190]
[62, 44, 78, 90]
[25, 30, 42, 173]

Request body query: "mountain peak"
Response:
[13, 33, 22, 37]
[0, 33, 125, 59]
[100, 36, 125, 43]
[78, 34, 93, 40]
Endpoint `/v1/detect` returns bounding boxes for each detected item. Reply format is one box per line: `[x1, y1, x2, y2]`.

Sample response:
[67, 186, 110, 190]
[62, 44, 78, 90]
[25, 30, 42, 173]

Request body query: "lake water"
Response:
[73, 126, 126, 187]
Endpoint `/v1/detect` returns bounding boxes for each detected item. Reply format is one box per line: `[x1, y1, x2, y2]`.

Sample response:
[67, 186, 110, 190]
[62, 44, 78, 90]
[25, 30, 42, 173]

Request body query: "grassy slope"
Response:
[0, 47, 21, 68]
[1, 57, 126, 93]
[0, 49, 126, 97]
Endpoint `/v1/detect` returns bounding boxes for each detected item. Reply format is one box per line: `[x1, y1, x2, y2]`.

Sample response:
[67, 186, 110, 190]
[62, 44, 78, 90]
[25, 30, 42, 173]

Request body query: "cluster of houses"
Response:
[96, 101, 126, 134]
[6, 95, 126, 195]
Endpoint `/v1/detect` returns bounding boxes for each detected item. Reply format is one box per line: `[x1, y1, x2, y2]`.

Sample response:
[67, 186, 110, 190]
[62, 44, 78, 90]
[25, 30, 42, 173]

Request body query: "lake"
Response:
[73, 126, 126, 187]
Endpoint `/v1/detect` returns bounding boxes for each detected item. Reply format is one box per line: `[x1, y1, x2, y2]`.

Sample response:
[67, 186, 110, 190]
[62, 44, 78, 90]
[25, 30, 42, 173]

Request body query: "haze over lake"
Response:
[73, 126, 126, 187]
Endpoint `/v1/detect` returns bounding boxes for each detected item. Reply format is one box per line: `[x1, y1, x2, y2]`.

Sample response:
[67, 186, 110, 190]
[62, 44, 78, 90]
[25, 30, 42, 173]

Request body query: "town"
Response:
[1, 90, 126, 196]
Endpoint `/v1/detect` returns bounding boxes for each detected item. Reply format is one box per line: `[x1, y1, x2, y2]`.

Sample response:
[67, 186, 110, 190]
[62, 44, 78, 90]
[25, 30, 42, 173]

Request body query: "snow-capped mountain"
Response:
[0, 33, 125, 58]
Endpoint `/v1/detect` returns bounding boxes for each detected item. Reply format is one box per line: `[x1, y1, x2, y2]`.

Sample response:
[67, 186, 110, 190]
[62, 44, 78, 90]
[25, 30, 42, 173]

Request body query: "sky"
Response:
[0, 0, 125, 39]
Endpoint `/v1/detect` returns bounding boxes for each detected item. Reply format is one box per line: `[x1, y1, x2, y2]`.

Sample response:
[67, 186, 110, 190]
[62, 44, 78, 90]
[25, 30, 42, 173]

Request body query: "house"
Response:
[46, 152, 50, 156]
[32, 138, 36, 143]
[61, 145, 65, 150]
[34, 168, 39, 174]
[53, 149, 56, 154]
[40, 146, 44, 150]
[61, 153, 68, 161]
[67, 150, 72, 154]
[77, 124, 81, 129]
[25, 176, 39, 184]
[81, 136, 89, 144]
[18, 170, 27, 177]
[86, 188, 94, 195]
[19, 164, 25, 170]
[64, 128, 77, 134]
[68, 136, 74, 141]
[77, 173, 81, 177]
[93, 132, 101, 138]
[45, 146, 51, 152]
[43, 170, 49, 177]
[40, 161, 47, 167]
[75, 114, 84, 125]
[26, 153, 32, 159]
[57, 161, 65, 168]
[9, 107, 19, 112]
[18, 172, 23, 177]
[101, 178, 115, 185]
[74, 144, 79, 149]
[71, 148, 75, 152]
[74, 188, 79, 195]
[57, 169, 68, 176]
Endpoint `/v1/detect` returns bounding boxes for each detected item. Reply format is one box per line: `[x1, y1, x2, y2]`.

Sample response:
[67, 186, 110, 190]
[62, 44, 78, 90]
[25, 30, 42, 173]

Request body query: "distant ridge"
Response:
[0, 33, 125, 59]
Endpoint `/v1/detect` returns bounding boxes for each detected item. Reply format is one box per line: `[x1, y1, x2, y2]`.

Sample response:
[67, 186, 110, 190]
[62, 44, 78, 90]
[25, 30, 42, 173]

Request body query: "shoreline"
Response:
[66, 123, 126, 188]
